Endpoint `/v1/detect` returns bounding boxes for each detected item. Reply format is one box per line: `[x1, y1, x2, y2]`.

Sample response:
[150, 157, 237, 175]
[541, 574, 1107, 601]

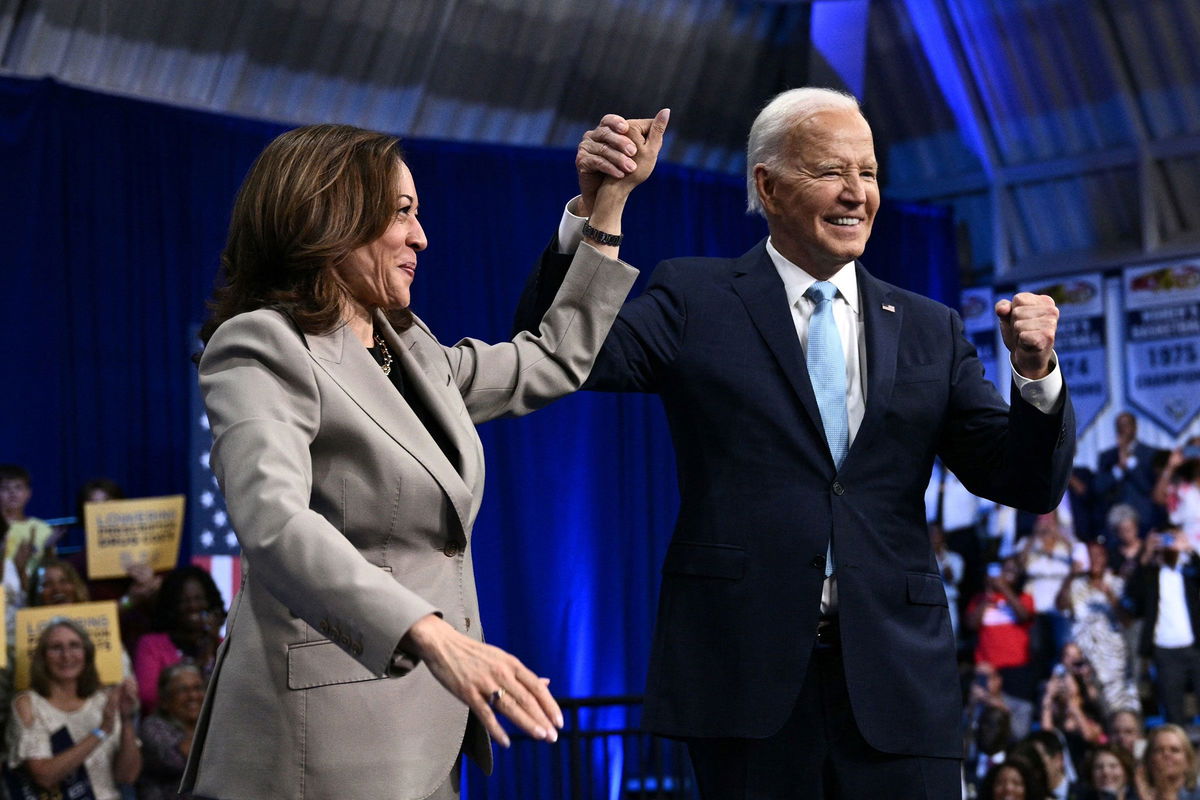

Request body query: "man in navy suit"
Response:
[1095, 411, 1161, 533]
[515, 88, 1074, 798]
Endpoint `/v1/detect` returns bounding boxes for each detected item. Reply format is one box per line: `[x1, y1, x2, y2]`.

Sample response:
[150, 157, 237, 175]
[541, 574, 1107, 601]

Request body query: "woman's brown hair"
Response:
[30, 619, 101, 699]
[200, 124, 412, 344]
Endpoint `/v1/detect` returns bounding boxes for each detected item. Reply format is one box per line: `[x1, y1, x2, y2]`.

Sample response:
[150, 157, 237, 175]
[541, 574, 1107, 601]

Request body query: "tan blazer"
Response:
[181, 244, 637, 800]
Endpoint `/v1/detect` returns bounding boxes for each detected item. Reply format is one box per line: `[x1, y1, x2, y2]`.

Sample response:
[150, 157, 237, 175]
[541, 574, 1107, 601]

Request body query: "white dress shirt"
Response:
[1156, 563, 1196, 648]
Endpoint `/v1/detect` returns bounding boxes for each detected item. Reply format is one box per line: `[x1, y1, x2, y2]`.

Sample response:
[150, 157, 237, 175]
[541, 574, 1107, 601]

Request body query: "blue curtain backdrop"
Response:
[0, 76, 956, 796]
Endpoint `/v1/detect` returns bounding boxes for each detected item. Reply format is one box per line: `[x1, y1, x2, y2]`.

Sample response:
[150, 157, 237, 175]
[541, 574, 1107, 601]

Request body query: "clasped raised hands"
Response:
[575, 109, 670, 215]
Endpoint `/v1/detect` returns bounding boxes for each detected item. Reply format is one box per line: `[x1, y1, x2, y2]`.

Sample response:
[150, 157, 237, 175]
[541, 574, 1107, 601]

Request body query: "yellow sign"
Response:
[84, 495, 185, 579]
[14, 602, 123, 690]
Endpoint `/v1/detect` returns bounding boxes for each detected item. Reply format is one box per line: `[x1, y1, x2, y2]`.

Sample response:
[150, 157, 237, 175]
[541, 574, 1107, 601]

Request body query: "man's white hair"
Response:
[745, 87, 864, 217]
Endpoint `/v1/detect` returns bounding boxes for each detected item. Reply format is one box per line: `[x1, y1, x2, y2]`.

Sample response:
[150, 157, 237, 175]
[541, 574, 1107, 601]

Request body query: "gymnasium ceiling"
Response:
[2, 0, 1198, 283]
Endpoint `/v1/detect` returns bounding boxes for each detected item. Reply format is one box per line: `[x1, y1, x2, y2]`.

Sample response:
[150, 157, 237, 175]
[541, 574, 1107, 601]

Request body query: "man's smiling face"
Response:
[754, 108, 879, 278]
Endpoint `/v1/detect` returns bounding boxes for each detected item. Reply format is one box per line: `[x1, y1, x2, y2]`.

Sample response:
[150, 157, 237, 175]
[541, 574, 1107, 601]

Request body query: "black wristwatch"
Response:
[582, 220, 623, 247]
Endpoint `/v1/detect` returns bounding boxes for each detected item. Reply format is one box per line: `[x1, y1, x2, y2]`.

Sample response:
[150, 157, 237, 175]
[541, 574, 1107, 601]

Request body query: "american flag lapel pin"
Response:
[882, 303, 895, 313]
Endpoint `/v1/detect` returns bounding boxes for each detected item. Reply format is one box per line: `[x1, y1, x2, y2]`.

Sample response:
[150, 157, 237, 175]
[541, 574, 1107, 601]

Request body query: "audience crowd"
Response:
[0, 465, 221, 800]
[6, 408, 1200, 798]
[953, 412, 1200, 799]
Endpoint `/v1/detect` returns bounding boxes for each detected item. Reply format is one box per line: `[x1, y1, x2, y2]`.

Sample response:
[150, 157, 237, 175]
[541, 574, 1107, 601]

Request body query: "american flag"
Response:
[189, 332, 242, 603]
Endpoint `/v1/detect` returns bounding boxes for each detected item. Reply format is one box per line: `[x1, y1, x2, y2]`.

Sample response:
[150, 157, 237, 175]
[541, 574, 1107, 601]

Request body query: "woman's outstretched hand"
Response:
[402, 613, 562, 748]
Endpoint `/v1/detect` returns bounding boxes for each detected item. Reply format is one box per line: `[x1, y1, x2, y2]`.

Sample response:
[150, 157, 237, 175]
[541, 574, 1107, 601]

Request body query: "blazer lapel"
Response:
[304, 321, 474, 536]
[731, 242, 827, 445]
[848, 263, 901, 465]
[377, 311, 482, 494]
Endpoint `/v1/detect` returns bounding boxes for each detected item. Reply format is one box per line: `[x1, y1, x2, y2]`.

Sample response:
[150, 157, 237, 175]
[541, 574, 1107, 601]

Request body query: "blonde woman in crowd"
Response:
[1139, 724, 1200, 800]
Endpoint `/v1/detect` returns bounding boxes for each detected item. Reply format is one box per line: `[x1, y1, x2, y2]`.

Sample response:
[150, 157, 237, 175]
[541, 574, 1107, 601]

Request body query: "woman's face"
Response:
[161, 669, 205, 726]
[1151, 731, 1189, 780]
[335, 161, 427, 314]
[992, 765, 1026, 800]
[1091, 751, 1126, 792]
[39, 566, 78, 605]
[178, 578, 211, 632]
[43, 625, 85, 683]
[1062, 643, 1084, 670]
[1117, 518, 1139, 544]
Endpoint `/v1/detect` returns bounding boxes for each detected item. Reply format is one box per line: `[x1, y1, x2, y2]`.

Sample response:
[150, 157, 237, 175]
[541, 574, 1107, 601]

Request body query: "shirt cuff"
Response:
[1010, 352, 1064, 415]
[556, 196, 588, 254]
[389, 645, 421, 677]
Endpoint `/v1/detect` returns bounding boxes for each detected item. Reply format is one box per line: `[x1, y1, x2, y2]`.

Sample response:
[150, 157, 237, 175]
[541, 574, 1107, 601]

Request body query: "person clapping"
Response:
[6, 620, 140, 799]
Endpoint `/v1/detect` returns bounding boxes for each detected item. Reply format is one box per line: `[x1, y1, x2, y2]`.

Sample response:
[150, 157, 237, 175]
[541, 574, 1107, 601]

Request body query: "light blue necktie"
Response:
[805, 281, 848, 577]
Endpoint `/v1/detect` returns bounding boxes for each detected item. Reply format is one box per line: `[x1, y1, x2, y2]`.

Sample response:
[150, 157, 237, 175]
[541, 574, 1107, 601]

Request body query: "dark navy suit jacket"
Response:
[1094, 440, 1162, 532]
[515, 238, 1075, 759]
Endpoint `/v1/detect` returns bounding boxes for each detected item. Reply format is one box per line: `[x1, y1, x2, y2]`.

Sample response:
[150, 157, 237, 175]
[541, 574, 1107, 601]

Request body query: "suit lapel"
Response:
[379, 311, 482, 494]
[848, 263, 901, 465]
[731, 242, 826, 443]
[304, 320, 474, 536]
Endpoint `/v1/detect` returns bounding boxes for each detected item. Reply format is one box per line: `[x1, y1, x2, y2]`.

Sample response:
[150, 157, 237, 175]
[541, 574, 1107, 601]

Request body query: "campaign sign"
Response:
[1124, 260, 1200, 436]
[84, 495, 185, 579]
[14, 601, 123, 690]
[961, 286, 1001, 392]
[1019, 274, 1107, 435]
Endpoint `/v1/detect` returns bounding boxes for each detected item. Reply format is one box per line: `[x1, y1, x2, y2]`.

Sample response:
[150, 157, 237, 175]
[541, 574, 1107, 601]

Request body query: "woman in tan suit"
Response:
[182, 115, 667, 800]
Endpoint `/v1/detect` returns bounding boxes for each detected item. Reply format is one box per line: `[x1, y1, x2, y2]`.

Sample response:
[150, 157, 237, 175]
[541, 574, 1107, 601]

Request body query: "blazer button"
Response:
[832, 481, 844, 496]
[443, 542, 460, 557]
[810, 554, 826, 570]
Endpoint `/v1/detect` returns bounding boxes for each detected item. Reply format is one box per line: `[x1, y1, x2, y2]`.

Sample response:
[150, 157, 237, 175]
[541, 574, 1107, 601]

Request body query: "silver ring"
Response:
[489, 688, 505, 707]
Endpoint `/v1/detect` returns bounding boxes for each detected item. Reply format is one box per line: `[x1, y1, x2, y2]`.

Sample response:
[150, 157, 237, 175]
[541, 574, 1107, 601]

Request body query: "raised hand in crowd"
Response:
[124, 561, 163, 606]
[1040, 668, 1103, 744]
[12, 537, 34, 592]
[101, 677, 140, 735]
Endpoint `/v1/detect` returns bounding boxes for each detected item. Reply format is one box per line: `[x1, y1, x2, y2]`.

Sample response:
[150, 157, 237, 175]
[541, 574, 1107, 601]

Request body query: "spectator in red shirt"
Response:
[968, 556, 1036, 701]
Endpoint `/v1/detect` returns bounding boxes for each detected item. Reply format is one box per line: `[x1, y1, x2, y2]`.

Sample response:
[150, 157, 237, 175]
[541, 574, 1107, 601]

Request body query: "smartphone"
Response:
[986, 562, 1003, 579]
[1163, 533, 1176, 547]
[1183, 445, 1200, 460]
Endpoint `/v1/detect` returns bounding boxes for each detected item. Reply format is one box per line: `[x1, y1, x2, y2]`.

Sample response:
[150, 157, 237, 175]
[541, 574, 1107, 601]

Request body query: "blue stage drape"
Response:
[0, 76, 956, 797]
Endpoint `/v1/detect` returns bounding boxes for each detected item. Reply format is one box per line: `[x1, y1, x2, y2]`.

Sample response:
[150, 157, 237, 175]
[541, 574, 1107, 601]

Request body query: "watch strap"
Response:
[581, 220, 623, 247]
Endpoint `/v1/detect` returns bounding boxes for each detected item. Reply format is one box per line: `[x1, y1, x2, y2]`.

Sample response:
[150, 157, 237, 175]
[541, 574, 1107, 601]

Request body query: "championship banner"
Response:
[14, 601, 123, 690]
[84, 495, 185, 579]
[1124, 260, 1200, 436]
[960, 286, 1001, 392]
[1019, 274, 1107, 435]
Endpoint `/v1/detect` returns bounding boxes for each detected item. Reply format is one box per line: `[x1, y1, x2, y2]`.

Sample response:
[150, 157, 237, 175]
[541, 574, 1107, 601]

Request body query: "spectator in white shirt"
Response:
[1122, 527, 1200, 725]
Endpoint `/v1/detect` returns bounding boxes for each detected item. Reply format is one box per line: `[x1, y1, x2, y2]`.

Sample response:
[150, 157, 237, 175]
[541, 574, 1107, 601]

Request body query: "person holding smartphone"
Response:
[1154, 440, 1200, 551]
[966, 557, 1037, 703]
